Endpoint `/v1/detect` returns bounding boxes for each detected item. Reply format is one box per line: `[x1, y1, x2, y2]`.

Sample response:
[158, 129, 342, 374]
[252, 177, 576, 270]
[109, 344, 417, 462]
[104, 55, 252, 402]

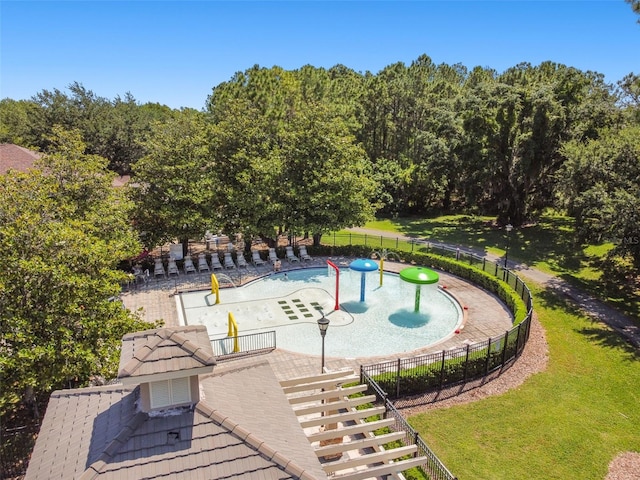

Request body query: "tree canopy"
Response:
[0, 127, 159, 415]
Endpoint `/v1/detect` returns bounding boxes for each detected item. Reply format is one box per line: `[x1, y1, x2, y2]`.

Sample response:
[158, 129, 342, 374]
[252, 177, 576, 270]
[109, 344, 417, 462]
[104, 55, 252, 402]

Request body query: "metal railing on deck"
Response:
[210, 331, 276, 361]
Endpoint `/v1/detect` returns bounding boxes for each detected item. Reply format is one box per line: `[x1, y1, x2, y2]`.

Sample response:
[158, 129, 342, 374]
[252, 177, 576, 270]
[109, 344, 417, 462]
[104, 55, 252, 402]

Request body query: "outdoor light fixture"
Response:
[317, 314, 330, 373]
[504, 223, 514, 269]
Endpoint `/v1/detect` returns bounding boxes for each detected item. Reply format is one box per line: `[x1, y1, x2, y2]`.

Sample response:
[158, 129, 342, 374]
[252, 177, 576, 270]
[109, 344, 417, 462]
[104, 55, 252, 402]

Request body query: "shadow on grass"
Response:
[577, 326, 640, 362]
[537, 283, 639, 359]
[536, 281, 585, 317]
[389, 214, 586, 274]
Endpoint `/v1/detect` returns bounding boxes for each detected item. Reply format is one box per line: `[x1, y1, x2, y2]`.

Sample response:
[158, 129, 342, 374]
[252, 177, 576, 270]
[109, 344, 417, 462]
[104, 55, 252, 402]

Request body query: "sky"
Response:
[1, 1, 639, 110]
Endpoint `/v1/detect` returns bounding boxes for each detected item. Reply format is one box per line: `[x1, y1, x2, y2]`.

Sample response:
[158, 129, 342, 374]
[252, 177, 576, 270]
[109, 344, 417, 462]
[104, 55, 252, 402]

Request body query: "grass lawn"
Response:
[408, 284, 640, 479]
[336, 214, 639, 478]
[346, 213, 639, 321]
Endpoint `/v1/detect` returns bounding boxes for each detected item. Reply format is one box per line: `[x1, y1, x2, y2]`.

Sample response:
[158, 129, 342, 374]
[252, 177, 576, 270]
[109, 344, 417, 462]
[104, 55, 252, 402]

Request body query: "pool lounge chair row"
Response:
[151, 246, 314, 278]
[253, 246, 313, 265]
[153, 252, 251, 278]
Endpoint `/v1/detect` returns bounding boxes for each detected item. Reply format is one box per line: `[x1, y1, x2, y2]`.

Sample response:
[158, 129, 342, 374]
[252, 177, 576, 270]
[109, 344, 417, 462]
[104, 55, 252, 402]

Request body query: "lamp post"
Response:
[317, 314, 330, 373]
[504, 223, 514, 269]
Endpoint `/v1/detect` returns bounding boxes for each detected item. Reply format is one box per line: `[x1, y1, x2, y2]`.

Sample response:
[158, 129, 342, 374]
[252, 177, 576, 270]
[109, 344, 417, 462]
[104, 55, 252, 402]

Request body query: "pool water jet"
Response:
[399, 266, 440, 312]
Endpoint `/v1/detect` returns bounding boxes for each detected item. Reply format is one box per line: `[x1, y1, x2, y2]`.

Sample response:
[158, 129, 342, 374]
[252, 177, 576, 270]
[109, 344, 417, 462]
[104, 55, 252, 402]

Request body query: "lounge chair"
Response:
[299, 245, 313, 262]
[286, 246, 300, 263]
[133, 265, 149, 285]
[167, 257, 180, 277]
[268, 248, 279, 264]
[153, 258, 166, 279]
[223, 252, 236, 269]
[210, 254, 224, 270]
[236, 253, 249, 269]
[183, 255, 197, 274]
[197, 253, 210, 272]
[252, 250, 266, 266]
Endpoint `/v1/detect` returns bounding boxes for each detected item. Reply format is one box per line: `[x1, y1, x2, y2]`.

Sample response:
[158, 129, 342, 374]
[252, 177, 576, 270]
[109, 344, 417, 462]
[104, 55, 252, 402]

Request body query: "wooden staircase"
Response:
[281, 370, 428, 480]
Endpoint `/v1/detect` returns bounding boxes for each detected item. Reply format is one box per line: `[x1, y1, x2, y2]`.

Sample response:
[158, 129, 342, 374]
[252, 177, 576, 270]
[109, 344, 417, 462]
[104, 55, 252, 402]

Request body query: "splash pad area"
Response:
[179, 266, 462, 358]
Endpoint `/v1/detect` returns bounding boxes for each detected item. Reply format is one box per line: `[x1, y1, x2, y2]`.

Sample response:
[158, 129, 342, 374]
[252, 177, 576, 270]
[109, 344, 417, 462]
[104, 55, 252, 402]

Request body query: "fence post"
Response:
[463, 343, 470, 381]
[501, 330, 510, 366]
[484, 338, 492, 374]
[439, 350, 446, 388]
[411, 240, 414, 252]
[482, 257, 486, 272]
[396, 237, 399, 249]
[494, 263, 498, 277]
[395, 358, 401, 399]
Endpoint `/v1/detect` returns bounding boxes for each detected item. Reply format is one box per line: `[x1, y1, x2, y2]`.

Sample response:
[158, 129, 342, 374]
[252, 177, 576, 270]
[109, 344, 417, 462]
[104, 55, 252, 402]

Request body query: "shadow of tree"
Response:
[391, 214, 587, 274]
[535, 281, 585, 317]
[577, 327, 640, 362]
[536, 283, 639, 358]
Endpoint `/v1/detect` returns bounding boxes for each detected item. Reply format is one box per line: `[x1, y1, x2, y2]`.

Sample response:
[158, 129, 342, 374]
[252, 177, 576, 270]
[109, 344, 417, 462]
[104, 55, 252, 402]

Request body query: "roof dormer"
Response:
[117, 326, 216, 413]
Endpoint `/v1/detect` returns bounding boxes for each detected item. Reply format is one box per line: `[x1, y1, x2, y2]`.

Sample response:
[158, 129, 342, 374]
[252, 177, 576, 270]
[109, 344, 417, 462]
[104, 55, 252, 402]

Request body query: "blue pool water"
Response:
[179, 267, 462, 358]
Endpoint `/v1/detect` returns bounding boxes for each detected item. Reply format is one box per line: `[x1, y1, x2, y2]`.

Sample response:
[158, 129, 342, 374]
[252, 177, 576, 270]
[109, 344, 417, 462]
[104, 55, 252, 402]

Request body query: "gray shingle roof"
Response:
[118, 325, 216, 380]
[25, 329, 327, 480]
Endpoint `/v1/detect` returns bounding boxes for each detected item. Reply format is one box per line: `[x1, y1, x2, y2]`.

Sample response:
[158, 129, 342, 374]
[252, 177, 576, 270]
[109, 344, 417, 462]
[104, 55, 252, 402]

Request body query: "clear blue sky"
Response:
[1, 1, 638, 110]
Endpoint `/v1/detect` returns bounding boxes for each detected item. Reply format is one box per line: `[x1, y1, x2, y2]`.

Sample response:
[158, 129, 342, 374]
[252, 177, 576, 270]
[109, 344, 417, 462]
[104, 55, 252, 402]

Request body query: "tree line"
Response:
[2, 57, 639, 267]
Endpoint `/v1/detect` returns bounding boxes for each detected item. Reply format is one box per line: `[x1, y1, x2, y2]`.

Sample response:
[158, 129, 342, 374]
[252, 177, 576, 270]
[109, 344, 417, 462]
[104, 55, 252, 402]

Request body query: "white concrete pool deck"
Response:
[121, 256, 513, 380]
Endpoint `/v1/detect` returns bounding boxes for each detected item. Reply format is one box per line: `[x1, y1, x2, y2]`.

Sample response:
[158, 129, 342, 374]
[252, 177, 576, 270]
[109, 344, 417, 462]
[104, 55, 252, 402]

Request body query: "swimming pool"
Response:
[179, 267, 462, 358]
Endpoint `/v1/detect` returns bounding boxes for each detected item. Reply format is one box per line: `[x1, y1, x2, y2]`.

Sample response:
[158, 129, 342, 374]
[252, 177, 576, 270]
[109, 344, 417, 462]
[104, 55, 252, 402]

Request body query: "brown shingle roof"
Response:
[118, 325, 216, 381]
[0, 143, 42, 174]
[0, 144, 129, 188]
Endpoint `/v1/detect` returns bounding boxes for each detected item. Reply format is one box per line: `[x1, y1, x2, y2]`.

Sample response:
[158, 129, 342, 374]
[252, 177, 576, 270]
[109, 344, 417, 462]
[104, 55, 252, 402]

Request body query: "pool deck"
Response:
[121, 256, 513, 381]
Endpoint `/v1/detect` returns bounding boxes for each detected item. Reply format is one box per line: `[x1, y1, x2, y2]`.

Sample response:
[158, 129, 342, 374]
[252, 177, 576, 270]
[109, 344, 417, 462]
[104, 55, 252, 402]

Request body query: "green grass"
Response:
[329, 214, 639, 478]
[408, 284, 640, 480]
[340, 213, 638, 321]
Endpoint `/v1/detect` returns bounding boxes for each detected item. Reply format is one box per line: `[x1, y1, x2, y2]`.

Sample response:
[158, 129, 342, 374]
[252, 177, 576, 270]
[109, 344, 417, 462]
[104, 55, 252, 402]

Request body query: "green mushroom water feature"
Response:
[349, 258, 379, 302]
[399, 266, 440, 312]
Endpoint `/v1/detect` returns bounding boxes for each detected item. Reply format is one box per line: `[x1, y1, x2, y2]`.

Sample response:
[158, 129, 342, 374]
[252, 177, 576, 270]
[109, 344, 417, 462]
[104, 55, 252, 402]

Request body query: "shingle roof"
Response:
[118, 325, 216, 381]
[0, 144, 130, 188]
[25, 327, 327, 480]
[26, 361, 327, 480]
[0, 143, 42, 174]
[200, 362, 327, 479]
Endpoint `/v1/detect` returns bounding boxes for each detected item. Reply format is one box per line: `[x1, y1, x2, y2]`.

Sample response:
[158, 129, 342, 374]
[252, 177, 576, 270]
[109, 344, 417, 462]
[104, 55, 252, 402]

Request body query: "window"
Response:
[149, 377, 191, 409]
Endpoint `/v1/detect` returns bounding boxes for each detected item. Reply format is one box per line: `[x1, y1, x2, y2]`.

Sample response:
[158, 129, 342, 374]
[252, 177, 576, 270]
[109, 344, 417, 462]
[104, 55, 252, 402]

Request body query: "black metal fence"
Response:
[326, 232, 533, 399]
[326, 231, 535, 480]
[360, 317, 530, 400]
[210, 330, 277, 361]
[357, 371, 457, 479]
